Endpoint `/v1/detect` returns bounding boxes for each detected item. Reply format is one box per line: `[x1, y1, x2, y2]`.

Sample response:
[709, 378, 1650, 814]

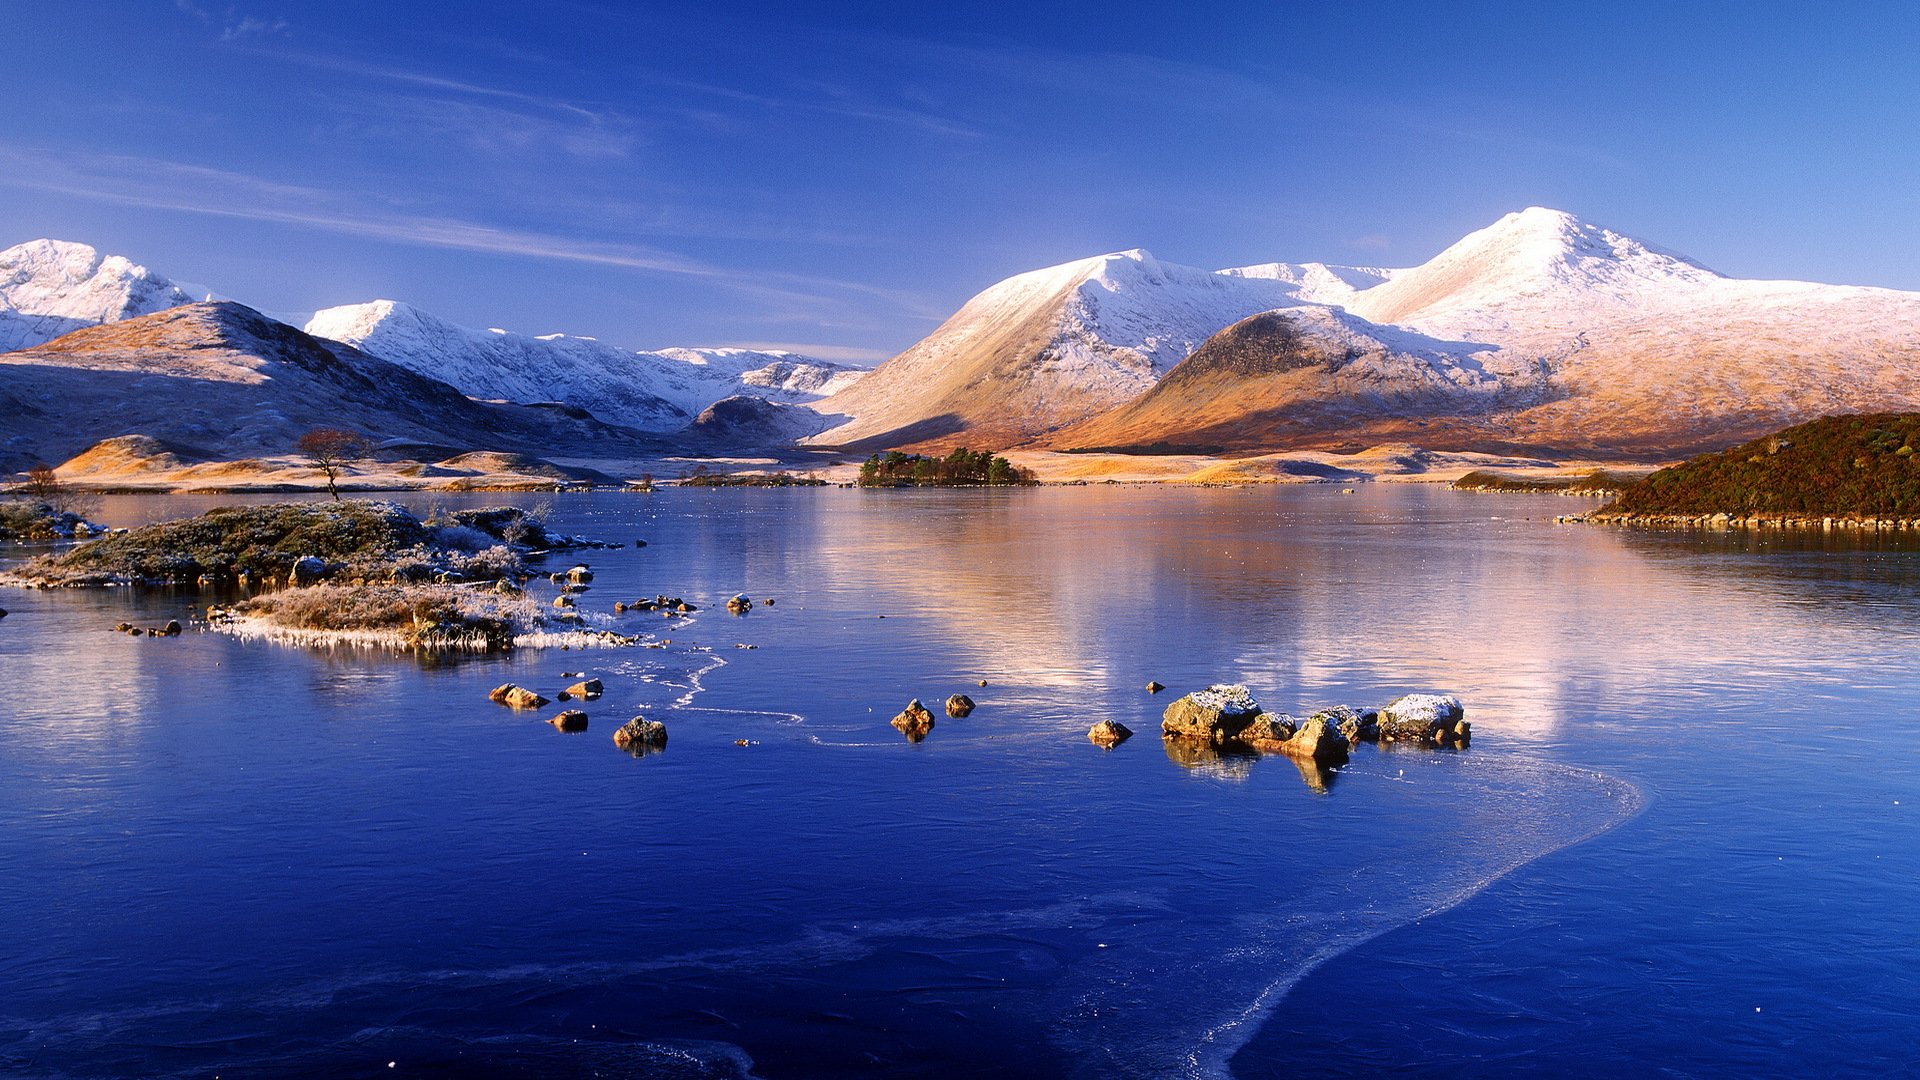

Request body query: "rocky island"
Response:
[4, 500, 634, 650]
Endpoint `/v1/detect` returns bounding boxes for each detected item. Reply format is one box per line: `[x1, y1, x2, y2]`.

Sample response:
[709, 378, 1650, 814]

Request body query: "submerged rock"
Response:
[613, 716, 668, 751]
[489, 683, 549, 710]
[565, 565, 594, 584]
[891, 699, 936, 742]
[552, 594, 576, 609]
[160, 619, 182, 637]
[549, 709, 589, 733]
[944, 694, 975, 718]
[1161, 684, 1263, 742]
[1088, 719, 1133, 747]
[726, 593, 753, 614]
[1146, 680, 1165, 693]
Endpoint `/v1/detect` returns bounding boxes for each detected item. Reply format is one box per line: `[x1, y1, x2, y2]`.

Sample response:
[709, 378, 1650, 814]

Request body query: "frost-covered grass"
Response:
[221, 584, 636, 651]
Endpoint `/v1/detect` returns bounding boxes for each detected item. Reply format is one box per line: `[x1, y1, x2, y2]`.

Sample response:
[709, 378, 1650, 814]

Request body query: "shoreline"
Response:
[1575, 511, 1920, 531]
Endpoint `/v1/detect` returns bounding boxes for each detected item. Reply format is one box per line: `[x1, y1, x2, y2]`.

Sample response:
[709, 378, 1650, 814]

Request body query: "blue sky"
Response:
[2, 2, 1916, 361]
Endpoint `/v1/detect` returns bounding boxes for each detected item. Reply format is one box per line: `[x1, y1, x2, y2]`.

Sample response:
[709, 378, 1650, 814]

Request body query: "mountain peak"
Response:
[0, 238, 200, 352]
[1344, 208, 1718, 327]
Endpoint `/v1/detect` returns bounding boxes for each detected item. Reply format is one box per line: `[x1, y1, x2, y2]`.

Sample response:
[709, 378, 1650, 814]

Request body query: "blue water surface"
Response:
[0, 486, 1914, 1078]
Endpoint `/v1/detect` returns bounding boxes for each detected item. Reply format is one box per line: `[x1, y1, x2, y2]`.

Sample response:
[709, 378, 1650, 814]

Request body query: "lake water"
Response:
[2, 486, 1917, 1078]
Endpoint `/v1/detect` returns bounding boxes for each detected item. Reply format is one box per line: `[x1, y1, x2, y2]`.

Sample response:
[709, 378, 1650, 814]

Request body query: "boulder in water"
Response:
[549, 709, 589, 733]
[944, 694, 975, 718]
[891, 699, 936, 742]
[489, 683, 548, 710]
[1088, 720, 1133, 747]
[560, 678, 603, 700]
[1161, 684, 1262, 742]
[613, 716, 668, 751]
[1380, 693, 1466, 743]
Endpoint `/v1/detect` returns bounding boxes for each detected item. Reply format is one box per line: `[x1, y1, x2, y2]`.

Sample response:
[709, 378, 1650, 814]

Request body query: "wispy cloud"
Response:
[173, 2, 291, 42]
[0, 144, 713, 276]
[0, 142, 941, 340]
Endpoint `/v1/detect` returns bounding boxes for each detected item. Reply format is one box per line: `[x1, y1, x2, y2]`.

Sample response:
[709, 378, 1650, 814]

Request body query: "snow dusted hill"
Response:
[0, 301, 652, 469]
[818, 208, 1920, 457]
[306, 300, 865, 433]
[809, 249, 1334, 447]
[0, 240, 210, 352]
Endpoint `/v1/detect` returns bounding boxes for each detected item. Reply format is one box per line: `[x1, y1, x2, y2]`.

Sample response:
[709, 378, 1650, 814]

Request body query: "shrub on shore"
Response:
[1452, 469, 1639, 495]
[1596, 413, 1920, 519]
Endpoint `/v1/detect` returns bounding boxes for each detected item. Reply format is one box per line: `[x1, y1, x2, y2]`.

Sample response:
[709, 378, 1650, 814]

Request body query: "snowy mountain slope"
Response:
[0, 301, 655, 468]
[0, 239, 209, 352]
[1054, 306, 1550, 451]
[1217, 261, 1399, 306]
[807, 249, 1313, 447]
[1051, 208, 1920, 456]
[305, 301, 864, 432]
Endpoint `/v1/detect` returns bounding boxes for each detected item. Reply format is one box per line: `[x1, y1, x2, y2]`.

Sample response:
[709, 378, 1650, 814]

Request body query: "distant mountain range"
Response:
[6, 210, 1920, 469]
[812, 208, 1920, 458]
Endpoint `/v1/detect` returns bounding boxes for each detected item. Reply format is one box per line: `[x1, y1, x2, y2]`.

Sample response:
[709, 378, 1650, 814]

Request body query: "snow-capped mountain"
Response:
[816, 208, 1920, 457]
[0, 301, 652, 469]
[808, 249, 1321, 447]
[0, 239, 210, 352]
[305, 300, 865, 433]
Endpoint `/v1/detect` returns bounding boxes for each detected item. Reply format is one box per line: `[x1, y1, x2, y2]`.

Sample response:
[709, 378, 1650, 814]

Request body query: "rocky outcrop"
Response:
[1309, 705, 1380, 744]
[944, 694, 975, 718]
[288, 555, 327, 587]
[1088, 720, 1133, 747]
[1160, 684, 1264, 742]
[1152, 684, 1367, 760]
[1380, 693, 1470, 745]
[613, 716, 668, 751]
[489, 683, 548, 710]
[891, 699, 936, 742]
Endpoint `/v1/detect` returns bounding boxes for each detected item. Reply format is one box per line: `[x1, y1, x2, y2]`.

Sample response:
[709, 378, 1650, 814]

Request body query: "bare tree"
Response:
[18, 463, 97, 518]
[295, 428, 375, 501]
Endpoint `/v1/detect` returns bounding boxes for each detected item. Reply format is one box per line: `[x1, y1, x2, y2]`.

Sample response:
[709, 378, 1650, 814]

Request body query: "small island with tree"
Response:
[857, 448, 1038, 487]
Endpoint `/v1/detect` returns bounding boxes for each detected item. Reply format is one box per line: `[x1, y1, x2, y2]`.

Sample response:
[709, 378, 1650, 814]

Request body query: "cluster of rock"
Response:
[489, 678, 669, 754]
[112, 618, 182, 638]
[614, 595, 698, 616]
[1153, 684, 1469, 766]
[888, 694, 978, 741]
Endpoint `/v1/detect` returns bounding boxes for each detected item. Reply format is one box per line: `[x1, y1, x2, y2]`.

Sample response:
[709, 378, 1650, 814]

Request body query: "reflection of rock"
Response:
[1381, 693, 1469, 745]
[1088, 719, 1133, 747]
[1284, 754, 1339, 794]
[614, 716, 668, 751]
[1162, 736, 1257, 782]
[489, 683, 548, 710]
[891, 699, 936, 742]
[1161, 684, 1262, 741]
[549, 709, 589, 732]
[945, 694, 975, 718]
